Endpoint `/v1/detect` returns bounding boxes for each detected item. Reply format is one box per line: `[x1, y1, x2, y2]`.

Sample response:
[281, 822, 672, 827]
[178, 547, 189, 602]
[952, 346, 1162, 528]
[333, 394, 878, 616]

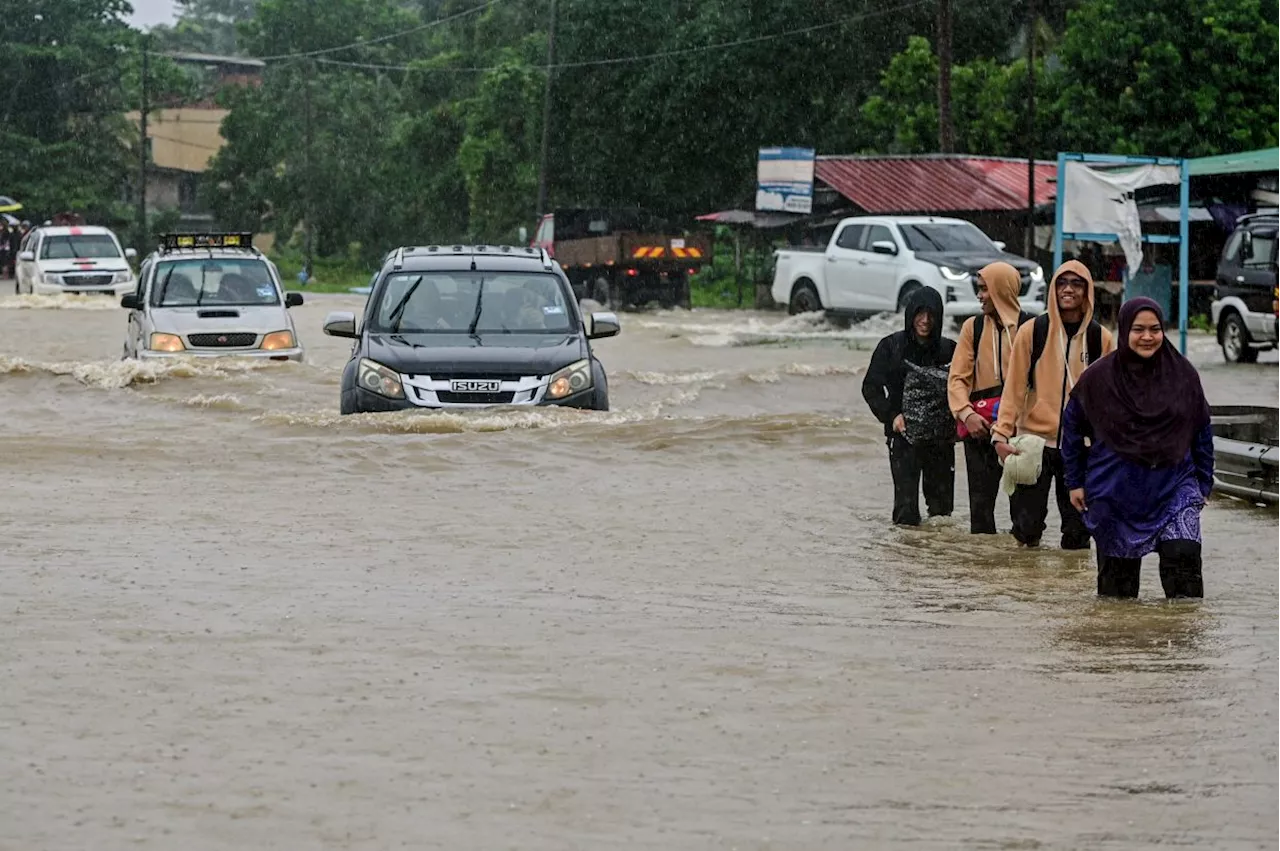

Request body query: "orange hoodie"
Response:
[947, 261, 1028, 423]
[991, 260, 1115, 448]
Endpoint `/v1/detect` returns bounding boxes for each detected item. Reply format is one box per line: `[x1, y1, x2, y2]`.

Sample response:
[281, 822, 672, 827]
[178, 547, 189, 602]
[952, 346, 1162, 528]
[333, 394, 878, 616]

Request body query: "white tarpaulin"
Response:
[1062, 162, 1181, 274]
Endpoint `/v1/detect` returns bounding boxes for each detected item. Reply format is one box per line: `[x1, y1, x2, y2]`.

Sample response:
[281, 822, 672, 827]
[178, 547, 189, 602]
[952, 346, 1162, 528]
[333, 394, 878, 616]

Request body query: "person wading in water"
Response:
[1061, 297, 1214, 598]
[947, 261, 1036, 534]
[862, 287, 958, 526]
[990, 260, 1115, 549]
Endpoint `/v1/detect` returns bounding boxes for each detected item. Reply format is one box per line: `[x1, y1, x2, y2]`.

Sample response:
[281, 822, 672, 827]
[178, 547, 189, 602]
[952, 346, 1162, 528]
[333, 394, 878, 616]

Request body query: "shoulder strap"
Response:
[971, 314, 985, 364]
[1027, 314, 1051, 391]
[1086, 320, 1103, 365]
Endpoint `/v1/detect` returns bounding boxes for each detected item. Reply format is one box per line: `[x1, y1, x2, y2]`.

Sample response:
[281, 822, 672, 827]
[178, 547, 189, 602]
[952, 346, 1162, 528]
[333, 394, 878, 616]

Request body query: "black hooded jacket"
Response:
[861, 287, 957, 437]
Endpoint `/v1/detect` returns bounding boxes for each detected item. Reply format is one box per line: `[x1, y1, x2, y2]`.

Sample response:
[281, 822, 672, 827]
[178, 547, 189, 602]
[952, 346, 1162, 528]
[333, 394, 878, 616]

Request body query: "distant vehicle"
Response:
[532, 207, 711, 310]
[1209, 405, 1278, 505]
[1210, 211, 1278, 363]
[14, 224, 137, 296]
[120, 232, 305, 361]
[770, 215, 1046, 321]
[322, 244, 619, 414]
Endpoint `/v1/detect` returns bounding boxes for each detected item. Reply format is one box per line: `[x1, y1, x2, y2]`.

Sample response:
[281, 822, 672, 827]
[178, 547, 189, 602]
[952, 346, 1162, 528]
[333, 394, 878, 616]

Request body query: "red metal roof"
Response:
[814, 155, 1058, 214]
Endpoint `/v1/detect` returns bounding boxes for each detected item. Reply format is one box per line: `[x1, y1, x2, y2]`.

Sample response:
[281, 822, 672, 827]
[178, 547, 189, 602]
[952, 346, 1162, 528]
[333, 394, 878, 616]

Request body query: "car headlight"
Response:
[1030, 265, 1044, 282]
[357, 358, 404, 399]
[41, 272, 58, 285]
[261, 330, 295, 350]
[112, 271, 132, 284]
[546, 359, 592, 399]
[939, 266, 970, 281]
[149, 333, 185, 352]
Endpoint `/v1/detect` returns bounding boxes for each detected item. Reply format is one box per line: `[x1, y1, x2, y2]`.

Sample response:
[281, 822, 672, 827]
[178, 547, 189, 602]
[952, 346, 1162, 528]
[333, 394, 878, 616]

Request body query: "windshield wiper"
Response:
[386, 275, 423, 332]
[155, 265, 176, 305]
[906, 226, 946, 252]
[467, 277, 486, 337]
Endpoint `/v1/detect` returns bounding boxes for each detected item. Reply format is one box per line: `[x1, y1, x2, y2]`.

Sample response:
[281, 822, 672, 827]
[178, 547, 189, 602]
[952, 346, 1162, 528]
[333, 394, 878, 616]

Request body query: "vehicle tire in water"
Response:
[591, 276, 610, 305]
[339, 387, 360, 415]
[1220, 312, 1258, 363]
[590, 360, 609, 411]
[790, 280, 821, 315]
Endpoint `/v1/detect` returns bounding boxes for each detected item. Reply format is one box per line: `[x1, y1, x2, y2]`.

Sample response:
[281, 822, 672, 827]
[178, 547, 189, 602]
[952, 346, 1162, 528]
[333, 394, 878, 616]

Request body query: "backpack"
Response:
[901, 361, 954, 445]
[1026, 313, 1103, 391]
[971, 310, 1037, 388]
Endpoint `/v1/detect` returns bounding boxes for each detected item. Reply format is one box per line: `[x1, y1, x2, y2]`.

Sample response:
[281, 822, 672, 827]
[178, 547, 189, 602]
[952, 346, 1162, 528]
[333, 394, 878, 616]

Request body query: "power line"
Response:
[310, 1, 931, 75]
[248, 0, 506, 63]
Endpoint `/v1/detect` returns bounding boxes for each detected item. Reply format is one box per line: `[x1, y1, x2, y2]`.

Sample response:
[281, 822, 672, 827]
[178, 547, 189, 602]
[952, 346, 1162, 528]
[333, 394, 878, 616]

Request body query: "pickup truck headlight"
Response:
[358, 358, 404, 399]
[939, 266, 971, 282]
[149, 333, 185, 352]
[547, 359, 592, 399]
[261, 330, 295, 350]
[112, 271, 133, 284]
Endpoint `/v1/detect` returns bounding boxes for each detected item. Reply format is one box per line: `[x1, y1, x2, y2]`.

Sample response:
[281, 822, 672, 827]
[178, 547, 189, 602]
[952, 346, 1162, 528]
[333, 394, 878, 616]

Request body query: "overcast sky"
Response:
[127, 0, 179, 29]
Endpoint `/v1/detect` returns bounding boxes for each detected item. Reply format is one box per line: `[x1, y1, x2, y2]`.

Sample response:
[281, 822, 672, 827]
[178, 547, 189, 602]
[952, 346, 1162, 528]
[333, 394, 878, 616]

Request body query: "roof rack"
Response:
[395, 244, 546, 259]
[158, 232, 260, 254]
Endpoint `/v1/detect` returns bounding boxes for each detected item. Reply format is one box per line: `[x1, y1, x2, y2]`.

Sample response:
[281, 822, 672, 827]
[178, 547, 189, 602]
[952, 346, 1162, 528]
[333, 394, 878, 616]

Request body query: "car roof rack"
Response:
[395, 245, 547, 260]
[157, 232, 261, 256]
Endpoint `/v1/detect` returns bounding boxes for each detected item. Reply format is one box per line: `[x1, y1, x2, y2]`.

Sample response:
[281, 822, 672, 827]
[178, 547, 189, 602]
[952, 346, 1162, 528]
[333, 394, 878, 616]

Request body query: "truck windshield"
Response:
[40, 234, 121, 259]
[151, 259, 280, 307]
[372, 272, 573, 334]
[899, 223, 997, 253]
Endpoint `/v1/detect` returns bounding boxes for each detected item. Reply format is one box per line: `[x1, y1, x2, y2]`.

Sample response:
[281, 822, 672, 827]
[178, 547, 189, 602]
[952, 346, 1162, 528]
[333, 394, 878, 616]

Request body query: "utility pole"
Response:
[936, 0, 954, 153]
[535, 0, 558, 217]
[137, 34, 150, 253]
[1024, 0, 1037, 258]
[303, 62, 313, 282]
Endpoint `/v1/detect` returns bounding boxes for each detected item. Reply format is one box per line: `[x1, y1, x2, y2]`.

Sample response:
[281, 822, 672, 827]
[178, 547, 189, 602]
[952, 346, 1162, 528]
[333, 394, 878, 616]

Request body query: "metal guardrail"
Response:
[1209, 406, 1278, 505]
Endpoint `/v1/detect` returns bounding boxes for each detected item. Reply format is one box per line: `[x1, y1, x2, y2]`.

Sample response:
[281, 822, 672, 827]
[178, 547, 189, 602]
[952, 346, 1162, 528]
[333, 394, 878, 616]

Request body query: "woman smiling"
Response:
[1060, 298, 1215, 599]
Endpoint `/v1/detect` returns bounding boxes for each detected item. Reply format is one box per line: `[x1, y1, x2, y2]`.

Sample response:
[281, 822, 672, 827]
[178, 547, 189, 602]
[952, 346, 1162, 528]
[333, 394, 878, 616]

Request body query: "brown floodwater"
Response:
[1, 292, 1276, 850]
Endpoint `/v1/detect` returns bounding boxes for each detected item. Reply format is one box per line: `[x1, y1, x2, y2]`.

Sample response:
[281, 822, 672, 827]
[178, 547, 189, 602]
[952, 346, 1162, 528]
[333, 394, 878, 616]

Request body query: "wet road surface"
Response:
[1, 293, 1276, 849]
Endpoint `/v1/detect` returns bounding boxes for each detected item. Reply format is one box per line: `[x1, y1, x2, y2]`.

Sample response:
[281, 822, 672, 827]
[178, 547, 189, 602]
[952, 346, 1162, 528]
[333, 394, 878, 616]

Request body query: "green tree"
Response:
[149, 0, 261, 56]
[1051, 0, 1278, 156]
[0, 0, 138, 222]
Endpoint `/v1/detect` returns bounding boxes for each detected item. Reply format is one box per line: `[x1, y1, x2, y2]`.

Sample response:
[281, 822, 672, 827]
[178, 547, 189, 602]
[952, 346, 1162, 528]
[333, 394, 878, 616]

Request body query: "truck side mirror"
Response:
[871, 240, 898, 256]
[285, 292, 304, 308]
[120, 294, 141, 310]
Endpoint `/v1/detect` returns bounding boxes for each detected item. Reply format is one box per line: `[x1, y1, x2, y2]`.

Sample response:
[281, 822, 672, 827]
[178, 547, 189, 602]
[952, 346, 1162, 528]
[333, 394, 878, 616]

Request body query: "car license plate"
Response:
[450, 379, 501, 393]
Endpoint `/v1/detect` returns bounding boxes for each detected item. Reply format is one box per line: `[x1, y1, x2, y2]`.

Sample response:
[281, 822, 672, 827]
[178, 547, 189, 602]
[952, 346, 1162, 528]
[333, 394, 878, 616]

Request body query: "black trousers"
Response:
[888, 435, 955, 526]
[1009, 447, 1092, 549]
[963, 438, 1004, 535]
[1097, 540, 1204, 599]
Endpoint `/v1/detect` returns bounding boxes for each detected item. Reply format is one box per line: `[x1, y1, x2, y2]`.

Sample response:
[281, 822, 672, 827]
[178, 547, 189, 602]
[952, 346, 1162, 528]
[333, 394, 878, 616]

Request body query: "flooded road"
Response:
[1, 293, 1276, 850]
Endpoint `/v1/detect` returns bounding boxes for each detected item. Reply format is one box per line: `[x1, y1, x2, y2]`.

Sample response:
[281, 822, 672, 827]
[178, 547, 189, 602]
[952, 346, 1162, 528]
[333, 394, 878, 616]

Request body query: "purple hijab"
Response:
[1071, 297, 1211, 467]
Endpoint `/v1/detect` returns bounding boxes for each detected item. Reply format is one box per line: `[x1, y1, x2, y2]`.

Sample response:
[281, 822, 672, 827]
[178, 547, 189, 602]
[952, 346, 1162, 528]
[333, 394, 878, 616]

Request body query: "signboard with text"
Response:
[756, 147, 815, 214]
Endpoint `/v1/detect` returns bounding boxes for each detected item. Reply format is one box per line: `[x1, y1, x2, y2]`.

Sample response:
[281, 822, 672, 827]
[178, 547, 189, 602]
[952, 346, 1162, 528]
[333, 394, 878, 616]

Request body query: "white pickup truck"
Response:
[771, 215, 1045, 320]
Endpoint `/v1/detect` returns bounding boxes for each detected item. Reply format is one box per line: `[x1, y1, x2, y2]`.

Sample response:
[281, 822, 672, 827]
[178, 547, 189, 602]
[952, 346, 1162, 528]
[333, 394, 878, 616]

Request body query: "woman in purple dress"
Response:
[1061, 297, 1214, 599]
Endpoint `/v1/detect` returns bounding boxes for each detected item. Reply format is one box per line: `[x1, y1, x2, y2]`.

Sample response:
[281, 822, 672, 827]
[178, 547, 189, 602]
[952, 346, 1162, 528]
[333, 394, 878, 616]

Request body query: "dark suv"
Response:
[322, 245, 620, 414]
[1211, 212, 1278, 363]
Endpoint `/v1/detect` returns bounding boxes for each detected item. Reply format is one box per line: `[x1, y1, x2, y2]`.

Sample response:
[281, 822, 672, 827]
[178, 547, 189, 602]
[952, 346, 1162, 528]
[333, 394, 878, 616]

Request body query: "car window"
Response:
[1243, 229, 1277, 268]
[151, 258, 280, 307]
[40, 234, 122, 260]
[834, 224, 865, 250]
[372, 271, 573, 334]
[1222, 231, 1243, 264]
[899, 222, 995, 253]
[865, 225, 896, 251]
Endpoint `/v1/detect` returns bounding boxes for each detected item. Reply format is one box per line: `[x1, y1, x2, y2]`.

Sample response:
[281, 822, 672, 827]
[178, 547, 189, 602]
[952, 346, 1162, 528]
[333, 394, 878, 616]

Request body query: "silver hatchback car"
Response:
[121, 233, 305, 361]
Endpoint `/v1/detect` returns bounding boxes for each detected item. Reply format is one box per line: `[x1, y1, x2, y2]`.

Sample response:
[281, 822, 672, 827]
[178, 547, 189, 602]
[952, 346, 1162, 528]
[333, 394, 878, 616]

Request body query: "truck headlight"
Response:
[358, 358, 404, 399]
[149, 333, 184, 352]
[547, 359, 592, 399]
[112, 271, 133, 284]
[261, 330, 295, 350]
[939, 266, 970, 281]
